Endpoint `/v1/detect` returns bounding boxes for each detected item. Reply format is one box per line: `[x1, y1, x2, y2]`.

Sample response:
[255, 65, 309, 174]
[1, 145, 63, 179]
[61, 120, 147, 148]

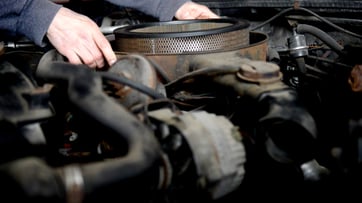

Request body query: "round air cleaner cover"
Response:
[113, 18, 250, 55]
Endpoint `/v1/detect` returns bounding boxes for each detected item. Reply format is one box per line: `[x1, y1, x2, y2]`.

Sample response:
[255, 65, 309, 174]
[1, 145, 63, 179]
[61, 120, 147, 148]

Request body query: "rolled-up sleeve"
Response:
[0, 0, 62, 46]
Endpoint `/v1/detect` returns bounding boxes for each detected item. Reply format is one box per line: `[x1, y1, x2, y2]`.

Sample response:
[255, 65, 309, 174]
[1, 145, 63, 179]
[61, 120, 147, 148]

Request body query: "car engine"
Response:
[1, 0, 362, 202]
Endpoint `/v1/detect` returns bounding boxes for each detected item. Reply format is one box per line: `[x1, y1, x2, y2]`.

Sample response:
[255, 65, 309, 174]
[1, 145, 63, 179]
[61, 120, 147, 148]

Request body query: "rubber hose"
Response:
[296, 24, 344, 55]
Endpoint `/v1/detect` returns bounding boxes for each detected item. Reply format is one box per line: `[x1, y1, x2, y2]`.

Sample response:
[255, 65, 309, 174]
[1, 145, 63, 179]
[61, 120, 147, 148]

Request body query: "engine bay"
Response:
[1, 0, 362, 202]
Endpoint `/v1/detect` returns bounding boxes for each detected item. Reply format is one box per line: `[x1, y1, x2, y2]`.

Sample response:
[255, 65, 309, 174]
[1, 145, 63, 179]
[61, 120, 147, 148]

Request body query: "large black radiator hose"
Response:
[0, 50, 162, 203]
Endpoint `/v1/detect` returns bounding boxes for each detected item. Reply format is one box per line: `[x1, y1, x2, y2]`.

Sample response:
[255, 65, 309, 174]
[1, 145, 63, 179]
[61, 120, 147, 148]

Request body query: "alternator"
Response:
[147, 108, 245, 199]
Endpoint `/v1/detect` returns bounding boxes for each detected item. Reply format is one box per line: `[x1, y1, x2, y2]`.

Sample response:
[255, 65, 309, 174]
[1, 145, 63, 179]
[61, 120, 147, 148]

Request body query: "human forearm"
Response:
[0, 0, 62, 46]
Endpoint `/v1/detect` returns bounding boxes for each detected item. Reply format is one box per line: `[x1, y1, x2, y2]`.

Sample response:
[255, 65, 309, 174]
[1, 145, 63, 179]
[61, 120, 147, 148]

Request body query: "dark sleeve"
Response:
[106, 0, 190, 21]
[0, 0, 62, 46]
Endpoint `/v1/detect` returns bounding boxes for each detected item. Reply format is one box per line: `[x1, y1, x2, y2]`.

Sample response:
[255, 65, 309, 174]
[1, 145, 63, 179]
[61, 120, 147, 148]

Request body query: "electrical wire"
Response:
[297, 7, 362, 39]
[306, 55, 352, 69]
[251, 7, 294, 31]
[250, 7, 362, 39]
[98, 71, 166, 100]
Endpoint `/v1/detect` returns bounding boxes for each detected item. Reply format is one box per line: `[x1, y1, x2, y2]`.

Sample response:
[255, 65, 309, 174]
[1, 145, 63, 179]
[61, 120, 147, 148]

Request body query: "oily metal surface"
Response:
[114, 18, 250, 55]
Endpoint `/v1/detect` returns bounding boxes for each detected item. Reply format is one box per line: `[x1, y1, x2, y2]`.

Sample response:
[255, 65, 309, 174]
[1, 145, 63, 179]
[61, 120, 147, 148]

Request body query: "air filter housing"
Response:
[113, 18, 250, 55]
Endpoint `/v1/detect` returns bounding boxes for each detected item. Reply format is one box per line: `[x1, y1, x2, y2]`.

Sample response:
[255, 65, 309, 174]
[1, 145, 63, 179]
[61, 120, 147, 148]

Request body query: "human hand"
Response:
[46, 7, 117, 68]
[175, 1, 220, 20]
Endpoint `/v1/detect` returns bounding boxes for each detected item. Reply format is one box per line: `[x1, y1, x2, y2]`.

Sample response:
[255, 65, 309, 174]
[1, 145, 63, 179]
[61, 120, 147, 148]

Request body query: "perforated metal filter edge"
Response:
[114, 21, 250, 55]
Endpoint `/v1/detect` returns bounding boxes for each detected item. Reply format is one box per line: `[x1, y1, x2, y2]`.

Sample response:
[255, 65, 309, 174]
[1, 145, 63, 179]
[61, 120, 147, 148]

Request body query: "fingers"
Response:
[175, 2, 220, 20]
[195, 10, 220, 19]
[66, 31, 115, 68]
[64, 51, 82, 66]
[86, 26, 117, 68]
[47, 7, 117, 69]
[95, 33, 117, 67]
[80, 35, 105, 68]
[57, 42, 100, 69]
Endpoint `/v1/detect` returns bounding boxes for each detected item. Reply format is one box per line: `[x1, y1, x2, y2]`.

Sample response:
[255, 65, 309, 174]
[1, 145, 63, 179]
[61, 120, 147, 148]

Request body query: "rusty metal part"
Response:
[239, 31, 268, 61]
[237, 60, 282, 83]
[106, 54, 164, 108]
[114, 31, 268, 81]
[114, 18, 250, 55]
[348, 64, 362, 92]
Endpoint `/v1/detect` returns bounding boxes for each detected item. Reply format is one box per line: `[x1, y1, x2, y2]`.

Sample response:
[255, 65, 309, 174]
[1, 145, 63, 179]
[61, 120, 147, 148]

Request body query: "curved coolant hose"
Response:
[65, 66, 161, 192]
[296, 24, 344, 55]
[35, 51, 162, 200]
[256, 89, 318, 163]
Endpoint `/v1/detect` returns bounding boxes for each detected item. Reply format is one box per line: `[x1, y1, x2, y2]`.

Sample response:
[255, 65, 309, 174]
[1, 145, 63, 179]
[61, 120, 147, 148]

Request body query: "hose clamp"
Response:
[62, 165, 84, 203]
